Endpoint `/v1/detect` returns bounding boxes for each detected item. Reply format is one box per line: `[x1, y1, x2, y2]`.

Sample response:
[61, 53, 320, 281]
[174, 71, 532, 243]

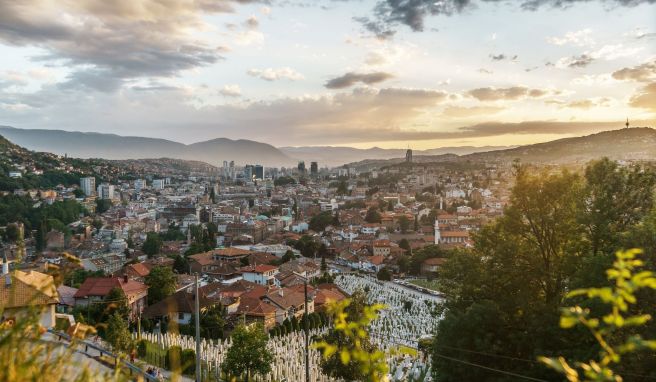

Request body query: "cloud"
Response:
[546, 29, 595, 47]
[441, 105, 505, 118]
[467, 86, 557, 101]
[245, 15, 259, 29]
[324, 72, 395, 89]
[629, 82, 656, 112]
[355, 0, 655, 38]
[220, 84, 242, 97]
[612, 61, 656, 82]
[247, 67, 304, 81]
[558, 54, 595, 68]
[489, 54, 518, 62]
[0, 1, 259, 90]
[546, 97, 612, 109]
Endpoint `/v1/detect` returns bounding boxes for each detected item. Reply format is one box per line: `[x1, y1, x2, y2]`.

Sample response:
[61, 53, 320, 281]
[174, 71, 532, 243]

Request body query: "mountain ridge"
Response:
[0, 126, 294, 166]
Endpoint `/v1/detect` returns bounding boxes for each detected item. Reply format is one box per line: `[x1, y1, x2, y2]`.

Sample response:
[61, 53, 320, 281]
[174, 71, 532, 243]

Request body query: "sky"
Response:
[0, 0, 654, 149]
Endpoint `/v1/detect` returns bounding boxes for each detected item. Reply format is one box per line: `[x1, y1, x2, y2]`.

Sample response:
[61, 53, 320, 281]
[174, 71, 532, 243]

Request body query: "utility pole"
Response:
[304, 279, 310, 382]
[195, 273, 201, 382]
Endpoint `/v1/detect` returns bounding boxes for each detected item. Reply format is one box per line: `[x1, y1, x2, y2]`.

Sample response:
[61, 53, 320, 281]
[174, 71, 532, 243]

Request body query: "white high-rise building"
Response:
[134, 179, 146, 192]
[97, 184, 115, 200]
[80, 177, 96, 196]
[153, 179, 165, 190]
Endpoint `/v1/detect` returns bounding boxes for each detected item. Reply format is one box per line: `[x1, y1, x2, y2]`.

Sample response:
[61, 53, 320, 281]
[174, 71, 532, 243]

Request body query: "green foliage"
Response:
[293, 235, 320, 257]
[274, 176, 296, 187]
[398, 215, 411, 233]
[314, 298, 388, 382]
[164, 346, 196, 375]
[309, 211, 335, 232]
[376, 267, 392, 281]
[95, 198, 112, 214]
[222, 323, 273, 380]
[365, 207, 382, 224]
[105, 312, 133, 353]
[540, 249, 656, 382]
[159, 224, 186, 241]
[431, 160, 656, 381]
[142, 232, 162, 257]
[145, 265, 176, 304]
[173, 255, 189, 274]
[64, 268, 105, 288]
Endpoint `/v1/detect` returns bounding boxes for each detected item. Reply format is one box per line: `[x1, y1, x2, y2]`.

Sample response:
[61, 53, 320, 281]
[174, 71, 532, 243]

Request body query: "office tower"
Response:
[80, 177, 96, 196]
[310, 161, 318, 175]
[134, 179, 146, 192]
[298, 161, 306, 174]
[153, 179, 165, 190]
[97, 183, 115, 199]
[254, 165, 264, 180]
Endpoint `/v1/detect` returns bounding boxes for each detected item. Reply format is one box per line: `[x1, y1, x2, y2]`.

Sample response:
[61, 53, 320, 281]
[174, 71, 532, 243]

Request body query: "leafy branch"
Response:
[539, 248, 656, 381]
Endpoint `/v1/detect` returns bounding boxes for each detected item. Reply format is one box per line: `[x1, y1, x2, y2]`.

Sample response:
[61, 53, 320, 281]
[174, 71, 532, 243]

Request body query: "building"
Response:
[134, 179, 147, 192]
[405, 148, 413, 163]
[372, 240, 392, 256]
[80, 177, 96, 196]
[0, 265, 60, 328]
[254, 165, 264, 180]
[310, 162, 318, 175]
[297, 161, 306, 174]
[152, 179, 165, 190]
[241, 264, 279, 286]
[97, 183, 115, 199]
[421, 257, 447, 277]
[74, 276, 148, 321]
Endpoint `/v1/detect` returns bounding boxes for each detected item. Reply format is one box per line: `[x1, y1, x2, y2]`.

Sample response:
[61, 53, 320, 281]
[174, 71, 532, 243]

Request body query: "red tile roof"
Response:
[74, 277, 147, 299]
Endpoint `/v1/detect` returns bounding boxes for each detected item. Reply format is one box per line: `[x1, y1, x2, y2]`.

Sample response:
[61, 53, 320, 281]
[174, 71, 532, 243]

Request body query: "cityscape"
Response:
[0, 1, 655, 382]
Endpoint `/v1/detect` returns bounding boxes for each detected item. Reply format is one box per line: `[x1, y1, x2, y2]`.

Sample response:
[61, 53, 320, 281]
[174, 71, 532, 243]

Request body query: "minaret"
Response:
[434, 220, 441, 245]
[625, 118, 630, 129]
[2, 252, 9, 275]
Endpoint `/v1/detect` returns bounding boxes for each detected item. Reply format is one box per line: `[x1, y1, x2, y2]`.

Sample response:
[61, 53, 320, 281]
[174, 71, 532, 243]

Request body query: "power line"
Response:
[432, 352, 549, 382]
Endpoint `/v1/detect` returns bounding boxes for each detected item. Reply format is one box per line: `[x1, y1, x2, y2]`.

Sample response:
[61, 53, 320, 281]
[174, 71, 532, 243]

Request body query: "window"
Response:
[178, 312, 185, 320]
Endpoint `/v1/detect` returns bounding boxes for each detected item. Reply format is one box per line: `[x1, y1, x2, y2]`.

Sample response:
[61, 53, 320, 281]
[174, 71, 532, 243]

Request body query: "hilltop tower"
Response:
[405, 148, 413, 163]
[625, 118, 630, 129]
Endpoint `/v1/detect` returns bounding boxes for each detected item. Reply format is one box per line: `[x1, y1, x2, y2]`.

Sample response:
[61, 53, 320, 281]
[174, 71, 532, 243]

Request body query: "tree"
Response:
[145, 265, 176, 304]
[315, 296, 388, 382]
[105, 312, 132, 353]
[95, 198, 112, 214]
[222, 323, 273, 381]
[376, 267, 392, 281]
[336, 181, 349, 195]
[4, 223, 19, 242]
[106, 286, 130, 321]
[398, 215, 410, 233]
[431, 167, 588, 381]
[398, 239, 410, 252]
[365, 207, 382, 224]
[294, 235, 319, 257]
[142, 232, 162, 257]
[309, 211, 334, 232]
[173, 255, 189, 274]
[540, 249, 656, 381]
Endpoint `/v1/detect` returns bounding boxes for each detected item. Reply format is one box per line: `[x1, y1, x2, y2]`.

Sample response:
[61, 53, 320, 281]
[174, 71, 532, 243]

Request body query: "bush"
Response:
[181, 349, 196, 375]
[136, 340, 147, 357]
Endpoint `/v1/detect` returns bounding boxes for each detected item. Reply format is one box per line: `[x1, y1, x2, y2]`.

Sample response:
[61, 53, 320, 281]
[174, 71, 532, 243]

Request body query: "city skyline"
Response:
[0, 0, 654, 149]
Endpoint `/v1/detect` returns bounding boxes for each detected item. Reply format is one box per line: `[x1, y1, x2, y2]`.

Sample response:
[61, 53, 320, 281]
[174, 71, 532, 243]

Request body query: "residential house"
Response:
[74, 276, 148, 321]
